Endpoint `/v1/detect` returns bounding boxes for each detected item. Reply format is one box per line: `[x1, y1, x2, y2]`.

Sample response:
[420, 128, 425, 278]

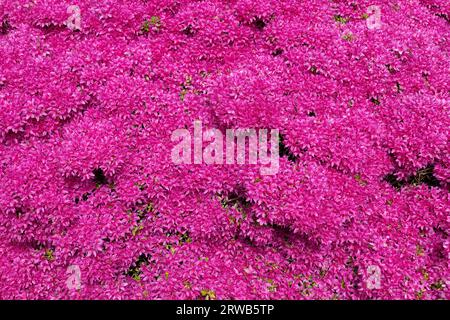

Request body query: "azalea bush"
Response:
[0, 0, 448, 299]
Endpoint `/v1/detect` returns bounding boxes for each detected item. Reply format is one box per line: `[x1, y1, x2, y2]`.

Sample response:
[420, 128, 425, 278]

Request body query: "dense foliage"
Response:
[0, 0, 448, 299]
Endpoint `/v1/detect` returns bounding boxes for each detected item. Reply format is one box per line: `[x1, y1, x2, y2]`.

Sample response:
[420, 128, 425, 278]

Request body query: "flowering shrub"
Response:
[0, 0, 448, 299]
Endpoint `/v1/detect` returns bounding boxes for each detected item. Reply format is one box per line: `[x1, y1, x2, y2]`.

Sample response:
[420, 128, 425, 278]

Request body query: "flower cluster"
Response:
[0, 0, 448, 299]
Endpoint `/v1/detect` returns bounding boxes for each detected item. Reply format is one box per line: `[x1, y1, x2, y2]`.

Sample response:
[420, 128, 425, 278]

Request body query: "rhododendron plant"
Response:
[0, 0, 448, 300]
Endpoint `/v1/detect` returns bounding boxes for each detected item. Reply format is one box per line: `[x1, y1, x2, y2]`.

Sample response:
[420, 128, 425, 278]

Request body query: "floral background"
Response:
[0, 0, 448, 299]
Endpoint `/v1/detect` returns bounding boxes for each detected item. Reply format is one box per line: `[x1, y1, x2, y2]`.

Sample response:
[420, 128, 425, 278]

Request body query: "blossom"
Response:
[0, 0, 448, 300]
